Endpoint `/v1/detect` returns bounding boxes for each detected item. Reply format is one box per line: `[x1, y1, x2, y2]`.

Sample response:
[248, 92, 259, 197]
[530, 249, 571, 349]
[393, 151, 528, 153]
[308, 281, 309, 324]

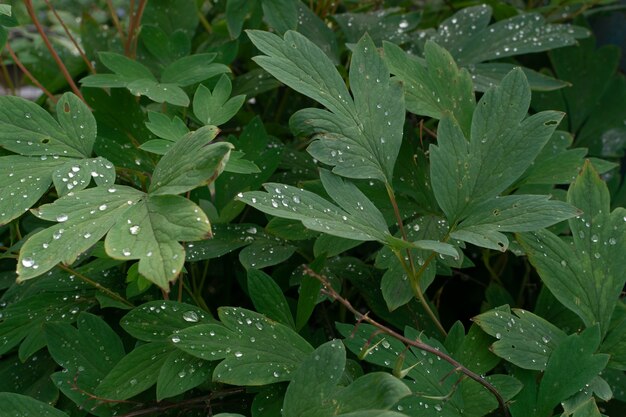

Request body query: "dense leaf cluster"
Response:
[1, 1, 625, 416]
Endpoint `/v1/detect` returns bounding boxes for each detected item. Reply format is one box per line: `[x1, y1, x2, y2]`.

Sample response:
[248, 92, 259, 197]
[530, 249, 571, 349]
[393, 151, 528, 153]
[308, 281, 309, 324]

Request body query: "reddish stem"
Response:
[5, 43, 57, 102]
[23, 0, 85, 102]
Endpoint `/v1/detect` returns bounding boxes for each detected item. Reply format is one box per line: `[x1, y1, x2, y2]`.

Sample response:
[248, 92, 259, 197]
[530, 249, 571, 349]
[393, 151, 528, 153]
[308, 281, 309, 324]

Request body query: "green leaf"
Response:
[600, 301, 626, 370]
[282, 340, 411, 417]
[295, 273, 322, 331]
[334, 9, 421, 46]
[473, 306, 567, 370]
[46, 313, 125, 413]
[384, 40, 475, 136]
[247, 269, 296, 329]
[239, 239, 296, 269]
[156, 349, 214, 401]
[98, 52, 156, 81]
[173, 307, 313, 385]
[239, 174, 390, 243]
[537, 326, 609, 416]
[145, 111, 189, 142]
[149, 126, 233, 195]
[339, 323, 488, 415]
[0, 352, 58, 403]
[0, 156, 65, 225]
[223, 150, 261, 174]
[193, 75, 246, 126]
[52, 157, 116, 196]
[17, 186, 143, 280]
[517, 162, 626, 336]
[458, 194, 580, 232]
[46, 312, 125, 378]
[262, 0, 298, 34]
[56, 92, 97, 156]
[0, 291, 99, 356]
[226, 0, 252, 38]
[0, 94, 94, 157]
[427, 5, 589, 67]
[127, 79, 190, 106]
[430, 69, 563, 224]
[121, 300, 215, 342]
[470, 63, 568, 92]
[97, 342, 173, 400]
[161, 53, 230, 86]
[0, 393, 69, 417]
[249, 30, 404, 183]
[518, 131, 590, 185]
[104, 194, 211, 289]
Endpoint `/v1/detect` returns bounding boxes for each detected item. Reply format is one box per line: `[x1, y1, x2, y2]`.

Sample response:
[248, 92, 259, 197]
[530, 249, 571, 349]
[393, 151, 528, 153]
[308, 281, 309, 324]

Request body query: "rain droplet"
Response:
[183, 311, 199, 322]
[56, 214, 68, 222]
[171, 336, 180, 343]
[98, 204, 107, 211]
[21, 257, 35, 268]
[129, 225, 140, 235]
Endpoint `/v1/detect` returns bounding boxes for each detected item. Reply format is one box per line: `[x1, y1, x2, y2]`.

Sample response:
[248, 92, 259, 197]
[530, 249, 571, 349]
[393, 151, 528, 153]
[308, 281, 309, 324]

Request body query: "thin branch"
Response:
[124, 0, 148, 58]
[56, 264, 134, 308]
[303, 266, 511, 417]
[0, 53, 16, 94]
[43, 0, 96, 74]
[116, 388, 246, 417]
[23, 0, 85, 102]
[106, 0, 126, 45]
[5, 43, 57, 102]
[386, 183, 447, 337]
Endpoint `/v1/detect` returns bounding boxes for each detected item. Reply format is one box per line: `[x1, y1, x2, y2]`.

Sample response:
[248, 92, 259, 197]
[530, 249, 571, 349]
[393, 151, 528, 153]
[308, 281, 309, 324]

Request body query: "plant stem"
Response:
[106, 0, 126, 45]
[0, 54, 16, 95]
[304, 266, 511, 417]
[5, 43, 57, 102]
[24, 0, 85, 102]
[124, 0, 148, 58]
[386, 183, 447, 337]
[56, 264, 134, 307]
[43, 0, 96, 74]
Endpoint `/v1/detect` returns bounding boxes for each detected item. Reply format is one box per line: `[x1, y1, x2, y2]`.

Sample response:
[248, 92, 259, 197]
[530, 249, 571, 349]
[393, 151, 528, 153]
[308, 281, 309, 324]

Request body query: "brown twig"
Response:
[0, 53, 16, 95]
[303, 266, 512, 417]
[116, 388, 246, 417]
[23, 0, 85, 102]
[43, 0, 96, 74]
[106, 0, 126, 45]
[124, 0, 148, 58]
[56, 264, 134, 308]
[5, 43, 57, 102]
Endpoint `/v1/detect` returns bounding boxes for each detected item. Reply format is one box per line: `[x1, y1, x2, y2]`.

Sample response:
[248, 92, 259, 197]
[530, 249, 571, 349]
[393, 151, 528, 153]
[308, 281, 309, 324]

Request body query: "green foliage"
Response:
[1, 1, 625, 417]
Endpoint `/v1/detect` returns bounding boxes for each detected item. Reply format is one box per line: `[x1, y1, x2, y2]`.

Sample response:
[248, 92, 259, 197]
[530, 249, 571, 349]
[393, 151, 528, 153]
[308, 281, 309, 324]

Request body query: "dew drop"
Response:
[183, 311, 199, 322]
[21, 257, 35, 268]
[56, 214, 68, 222]
[129, 225, 140, 235]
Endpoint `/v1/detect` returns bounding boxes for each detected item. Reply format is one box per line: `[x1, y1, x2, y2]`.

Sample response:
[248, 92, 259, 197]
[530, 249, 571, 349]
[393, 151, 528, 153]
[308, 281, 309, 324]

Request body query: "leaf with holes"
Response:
[172, 307, 313, 385]
[249, 30, 404, 183]
[517, 161, 626, 337]
[0, 93, 115, 224]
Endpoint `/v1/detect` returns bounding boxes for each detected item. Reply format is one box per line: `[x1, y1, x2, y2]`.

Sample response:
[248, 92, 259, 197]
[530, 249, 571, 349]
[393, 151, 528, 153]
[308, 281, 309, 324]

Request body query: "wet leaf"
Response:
[173, 307, 313, 385]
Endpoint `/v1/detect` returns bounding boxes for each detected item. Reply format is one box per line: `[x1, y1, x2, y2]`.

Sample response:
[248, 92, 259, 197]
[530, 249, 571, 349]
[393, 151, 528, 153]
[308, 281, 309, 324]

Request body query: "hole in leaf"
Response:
[64, 102, 70, 112]
[41, 138, 50, 144]
[544, 120, 558, 126]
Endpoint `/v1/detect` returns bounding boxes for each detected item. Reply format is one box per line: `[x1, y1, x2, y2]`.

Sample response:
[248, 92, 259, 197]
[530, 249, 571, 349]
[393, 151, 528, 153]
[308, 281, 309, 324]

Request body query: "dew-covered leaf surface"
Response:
[173, 307, 313, 385]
